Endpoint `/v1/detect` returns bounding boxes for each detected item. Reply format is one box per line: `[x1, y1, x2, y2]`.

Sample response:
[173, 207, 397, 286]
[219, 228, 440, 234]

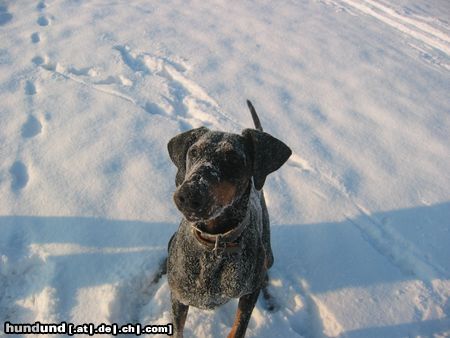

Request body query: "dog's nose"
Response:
[174, 187, 206, 211]
[174, 191, 186, 207]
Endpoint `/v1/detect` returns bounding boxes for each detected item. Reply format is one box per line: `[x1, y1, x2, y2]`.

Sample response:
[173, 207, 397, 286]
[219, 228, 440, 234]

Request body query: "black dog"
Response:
[167, 101, 291, 337]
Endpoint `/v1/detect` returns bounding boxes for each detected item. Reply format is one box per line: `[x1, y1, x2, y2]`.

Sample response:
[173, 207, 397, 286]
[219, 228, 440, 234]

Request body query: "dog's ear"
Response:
[242, 128, 292, 190]
[168, 127, 209, 186]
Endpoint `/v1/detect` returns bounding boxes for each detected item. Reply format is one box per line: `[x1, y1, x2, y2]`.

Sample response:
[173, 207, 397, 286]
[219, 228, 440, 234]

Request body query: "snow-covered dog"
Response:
[167, 101, 291, 337]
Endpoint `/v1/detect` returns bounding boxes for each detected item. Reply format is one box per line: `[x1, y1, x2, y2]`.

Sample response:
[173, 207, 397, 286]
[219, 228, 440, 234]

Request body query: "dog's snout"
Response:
[174, 185, 208, 214]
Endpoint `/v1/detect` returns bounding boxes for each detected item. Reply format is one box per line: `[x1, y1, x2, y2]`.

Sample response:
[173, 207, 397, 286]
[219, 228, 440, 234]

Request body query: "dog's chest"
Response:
[168, 198, 265, 309]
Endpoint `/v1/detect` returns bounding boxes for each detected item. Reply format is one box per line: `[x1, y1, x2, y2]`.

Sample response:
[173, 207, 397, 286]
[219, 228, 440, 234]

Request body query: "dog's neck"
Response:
[195, 181, 252, 235]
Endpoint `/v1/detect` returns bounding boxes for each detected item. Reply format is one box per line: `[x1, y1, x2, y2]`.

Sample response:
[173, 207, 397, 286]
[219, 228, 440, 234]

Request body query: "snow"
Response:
[1, 0, 449, 337]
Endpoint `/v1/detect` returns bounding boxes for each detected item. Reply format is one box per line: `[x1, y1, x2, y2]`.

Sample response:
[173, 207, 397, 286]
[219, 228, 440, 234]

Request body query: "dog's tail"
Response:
[247, 100, 263, 131]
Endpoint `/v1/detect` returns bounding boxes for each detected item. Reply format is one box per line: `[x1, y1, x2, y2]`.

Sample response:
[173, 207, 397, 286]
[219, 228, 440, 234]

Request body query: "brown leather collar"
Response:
[191, 208, 250, 256]
[193, 229, 242, 255]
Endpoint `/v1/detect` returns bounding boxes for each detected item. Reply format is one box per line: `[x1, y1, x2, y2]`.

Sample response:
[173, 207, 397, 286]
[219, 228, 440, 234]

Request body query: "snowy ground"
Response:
[1, 0, 449, 337]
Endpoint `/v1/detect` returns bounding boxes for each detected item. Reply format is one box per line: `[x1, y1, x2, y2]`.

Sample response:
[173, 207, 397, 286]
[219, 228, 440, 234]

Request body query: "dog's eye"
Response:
[225, 154, 242, 167]
[189, 147, 199, 159]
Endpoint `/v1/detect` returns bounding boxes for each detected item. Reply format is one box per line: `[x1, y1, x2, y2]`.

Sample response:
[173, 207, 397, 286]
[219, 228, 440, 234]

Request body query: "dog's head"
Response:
[168, 126, 291, 222]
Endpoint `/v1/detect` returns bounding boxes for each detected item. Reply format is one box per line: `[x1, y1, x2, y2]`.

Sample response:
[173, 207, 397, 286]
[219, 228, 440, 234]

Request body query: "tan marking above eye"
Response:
[211, 181, 237, 206]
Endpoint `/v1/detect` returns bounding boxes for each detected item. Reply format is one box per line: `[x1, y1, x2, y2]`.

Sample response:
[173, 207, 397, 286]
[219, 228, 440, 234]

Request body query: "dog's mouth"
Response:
[174, 190, 236, 223]
[178, 201, 230, 223]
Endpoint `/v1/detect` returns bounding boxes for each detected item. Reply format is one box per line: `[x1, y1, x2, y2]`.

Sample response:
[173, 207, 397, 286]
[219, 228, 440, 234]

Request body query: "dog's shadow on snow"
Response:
[0, 201, 449, 337]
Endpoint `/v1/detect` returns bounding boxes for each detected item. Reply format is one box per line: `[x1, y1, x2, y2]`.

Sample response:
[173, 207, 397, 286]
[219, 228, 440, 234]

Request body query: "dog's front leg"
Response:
[227, 289, 260, 338]
[171, 293, 189, 338]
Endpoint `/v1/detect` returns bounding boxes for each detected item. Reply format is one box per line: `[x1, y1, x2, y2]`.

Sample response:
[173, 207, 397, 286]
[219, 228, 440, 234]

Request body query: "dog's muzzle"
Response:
[173, 169, 219, 221]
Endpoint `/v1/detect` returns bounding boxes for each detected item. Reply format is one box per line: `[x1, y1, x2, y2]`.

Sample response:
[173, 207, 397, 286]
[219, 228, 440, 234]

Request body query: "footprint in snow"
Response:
[25, 81, 37, 95]
[31, 32, 40, 44]
[143, 102, 168, 116]
[37, 16, 50, 26]
[109, 258, 167, 324]
[0, 4, 13, 26]
[21, 115, 42, 138]
[10, 161, 29, 191]
[37, 2, 46, 11]
[32, 55, 45, 66]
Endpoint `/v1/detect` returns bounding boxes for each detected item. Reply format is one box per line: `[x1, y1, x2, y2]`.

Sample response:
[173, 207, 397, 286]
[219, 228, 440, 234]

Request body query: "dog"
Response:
[167, 100, 291, 338]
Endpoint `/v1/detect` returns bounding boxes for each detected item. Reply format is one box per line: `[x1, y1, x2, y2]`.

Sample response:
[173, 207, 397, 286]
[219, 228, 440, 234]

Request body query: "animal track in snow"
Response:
[25, 81, 37, 95]
[113, 45, 150, 74]
[109, 258, 167, 324]
[263, 268, 342, 338]
[31, 32, 40, 43]
[9, 161, 29, 191]
[143, 102, 167, 116]
[32, 55, 45, 66]
[287, 136, 448, 288]
[65, 65, 133, 86]
[37, 2, 47, 11]
[114, 45, 240, 130]
[37, 16, 50, 26]
[347, 203, 448, 281]
[67, 65, 96, 76]
[21, 115, 42, 138]
[37, 47, 239, 135]
[329, 0, 450, 69]
[0, 4, 13, 26]
[408, 43, 450, 71]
